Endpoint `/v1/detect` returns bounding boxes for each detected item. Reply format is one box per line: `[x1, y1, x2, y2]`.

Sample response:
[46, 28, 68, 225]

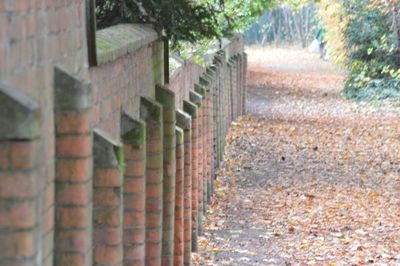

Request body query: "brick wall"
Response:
[0, 1, 246, 264]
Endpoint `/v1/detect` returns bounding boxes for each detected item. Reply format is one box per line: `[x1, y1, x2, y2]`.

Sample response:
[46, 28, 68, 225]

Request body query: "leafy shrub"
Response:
[320, 0, 400, 100]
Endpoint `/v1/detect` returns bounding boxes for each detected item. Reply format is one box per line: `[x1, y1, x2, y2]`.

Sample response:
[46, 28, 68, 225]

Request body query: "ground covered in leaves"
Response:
[192, 47, 400, 265]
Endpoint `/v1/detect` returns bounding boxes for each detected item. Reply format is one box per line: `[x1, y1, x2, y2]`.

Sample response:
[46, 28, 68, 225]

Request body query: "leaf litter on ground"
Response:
[193, 47, 400, 266]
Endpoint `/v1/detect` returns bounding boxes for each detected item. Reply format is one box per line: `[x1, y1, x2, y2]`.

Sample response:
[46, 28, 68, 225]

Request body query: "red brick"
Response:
[94, 208, 121, 226]
[54, 253, 89, 266]
[94, 228, 122, 245]
[55, 230, 91, 252]
[56, 158, 91, 182]
[124, 244, 145, 262]
[145, 243, 162, 258]
[55, 111, 90, 134]
[94, 246, 122, 265]
[94, 169, 122, 187]
[9, 141, 36, 169]
[125, 160, 145, 177]
[0, 232, 35, 259]
[147, 140, 162, 153]
[0, 172, 35, 199]
[124, 211, 145, 227]
[0, 143, 9, 169]
[124, 146, 145, 161]
[56, 135, 91, 158]
[124, 178, 145, 194]
[56, 182, 91, 205]
[124, 194, 145, 210]
[0, 200, 35, 229]
[146, 153, 162, 169]
[94, 190, 121, 207]
[146, 228, 162, 244]
[146, 213, 162, 229]
[14, 0, 30, 11]
[146, 170, 162, 185]
[123, 229, 145, 245]
[56, 206, 91, 229]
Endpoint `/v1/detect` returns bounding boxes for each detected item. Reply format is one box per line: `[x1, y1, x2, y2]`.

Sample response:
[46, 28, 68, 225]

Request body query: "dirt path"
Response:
[193, 47, 400, 265]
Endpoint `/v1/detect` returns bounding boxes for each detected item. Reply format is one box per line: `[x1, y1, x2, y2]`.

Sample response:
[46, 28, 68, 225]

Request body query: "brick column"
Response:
[214, 53, 225, 164]
[182, 100, 198, 252]
[140, 97, 163, 266]
[229, 57, 238, 121]
[0, 83, 41, 265]
[176, 109, 192, 265]
[54, 66, 93, 266]
[155, 84, 176, 266]
[189, 91, 204, 236]
[174, 127, 184, 266]
[238, 54, 244, 116]
[121, 113, 146, 266]
[202, 72, 215, 203]
[227, 61, 234, 123]
[194, 83, 208, 216]
[206, 68, 217, 197]
[93, 129, 124, 266]
[243, 53, 248, 115]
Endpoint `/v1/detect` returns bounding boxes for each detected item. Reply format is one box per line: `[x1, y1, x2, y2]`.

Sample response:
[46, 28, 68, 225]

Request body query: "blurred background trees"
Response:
[95, 0, 400, 101]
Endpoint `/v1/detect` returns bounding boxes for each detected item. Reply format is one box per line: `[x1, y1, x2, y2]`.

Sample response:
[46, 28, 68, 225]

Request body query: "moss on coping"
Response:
[96, 24, 158, 65]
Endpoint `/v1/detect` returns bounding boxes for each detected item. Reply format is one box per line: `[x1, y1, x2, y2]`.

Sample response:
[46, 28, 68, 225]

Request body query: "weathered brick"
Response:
[94, 245, 123, 265]
[56, 182, 91, 205]
[55, 111, 90, 134]
[0, 200, 36, 229]
[9, 141, 36, 169]
[0, 232, 35, 260]
[56, 135, 92, 158]
[56, 158, 91, 182]
[124, 178, 145, 194]
[0, 172, 36, 199]
[124, 211, 145, 227]
[94, 208, 121, 226]
[94, 227, 123, 245]
[56, 206, 91, 229]
[94, 169, 122, 187]
[124, 194, 145, 210]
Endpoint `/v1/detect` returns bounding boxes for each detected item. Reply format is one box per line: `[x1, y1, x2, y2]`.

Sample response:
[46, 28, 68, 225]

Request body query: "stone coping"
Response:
[96, 24, 159, 65]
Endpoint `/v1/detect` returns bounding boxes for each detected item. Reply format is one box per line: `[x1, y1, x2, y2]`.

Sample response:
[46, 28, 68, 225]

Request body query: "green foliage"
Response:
[342, 0, 400, 100]
[96, 0, 221, 44]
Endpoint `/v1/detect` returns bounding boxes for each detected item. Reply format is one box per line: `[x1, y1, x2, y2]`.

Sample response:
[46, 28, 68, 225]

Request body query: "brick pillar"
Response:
[194, 83, 207, 214]
[140, 97, 163, 266]
[202, 72, 215, 203]
[214, 53, 225, 164]
[243, 53, 248, 115]
[189, 91, 203, 236]
[227, 61, 234, 123]
[174, 127, 184, 266]
[238, 54, 244, 116]
[0, 82, 41, 265]
[155, 84, 176, 266]
[176, 109, 192, 265]
[93, 129, 124, 266]
[182, 100, 198, 252]
[54, 66, 93, 266]
[234, 55, 240, 118]
[229, 57, 237, 121]
[121, 113, 146, 266]
[206, 68, 217, 197]
[210, 61, 221, 171]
